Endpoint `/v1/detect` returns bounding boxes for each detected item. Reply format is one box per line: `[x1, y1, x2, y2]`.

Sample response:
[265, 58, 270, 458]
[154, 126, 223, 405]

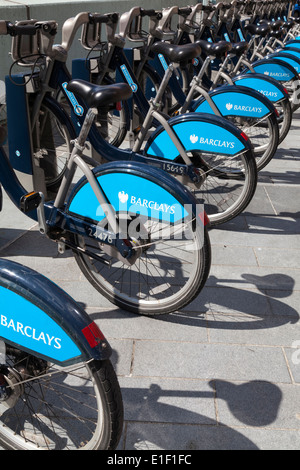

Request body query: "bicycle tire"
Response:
[0, 351, 123, 450]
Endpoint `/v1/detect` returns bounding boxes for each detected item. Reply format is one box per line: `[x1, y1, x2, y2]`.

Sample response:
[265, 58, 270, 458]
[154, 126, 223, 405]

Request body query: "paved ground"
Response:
[0, 110, 299, 450]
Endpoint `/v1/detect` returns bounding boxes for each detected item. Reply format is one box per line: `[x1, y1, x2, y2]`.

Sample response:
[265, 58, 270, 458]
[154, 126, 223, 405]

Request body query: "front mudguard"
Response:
[144, 112, 253, 161]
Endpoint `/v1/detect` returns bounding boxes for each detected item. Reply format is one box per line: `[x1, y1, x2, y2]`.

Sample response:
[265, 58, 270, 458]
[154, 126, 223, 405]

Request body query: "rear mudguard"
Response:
[192, 85, 276, 119]
[231, 73, 289, 103]
[66, 160, 207, 226]
[0, 259, 111, 366]
[144, 112, 252, 161]
[248, 58, 298, 83]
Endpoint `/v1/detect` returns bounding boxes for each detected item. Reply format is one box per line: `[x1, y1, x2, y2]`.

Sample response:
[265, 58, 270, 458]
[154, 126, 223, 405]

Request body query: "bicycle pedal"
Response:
[20, 191, 42, 213]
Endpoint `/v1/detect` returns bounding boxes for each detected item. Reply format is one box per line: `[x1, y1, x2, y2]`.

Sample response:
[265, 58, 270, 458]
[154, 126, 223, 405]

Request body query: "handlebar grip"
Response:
[178, 7, 192, 16]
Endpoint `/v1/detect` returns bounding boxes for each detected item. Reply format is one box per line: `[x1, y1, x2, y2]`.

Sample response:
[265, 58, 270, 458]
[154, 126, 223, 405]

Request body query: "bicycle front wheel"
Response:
[0, 348, 123, 450]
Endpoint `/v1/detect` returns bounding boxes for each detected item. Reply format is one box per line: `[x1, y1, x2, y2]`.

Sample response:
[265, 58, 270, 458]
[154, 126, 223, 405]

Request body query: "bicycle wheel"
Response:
[32, 100, 75, 193]
[0, 346, 123, 450]
[186, 149, 257, 225]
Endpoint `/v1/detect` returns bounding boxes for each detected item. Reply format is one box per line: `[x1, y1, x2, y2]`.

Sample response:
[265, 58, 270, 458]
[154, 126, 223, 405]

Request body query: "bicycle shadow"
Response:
[118, 379, 282, 450]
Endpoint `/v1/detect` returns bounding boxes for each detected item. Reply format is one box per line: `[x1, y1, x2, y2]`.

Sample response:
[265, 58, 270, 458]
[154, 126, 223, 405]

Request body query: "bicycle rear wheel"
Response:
[0, 347, 123, 450]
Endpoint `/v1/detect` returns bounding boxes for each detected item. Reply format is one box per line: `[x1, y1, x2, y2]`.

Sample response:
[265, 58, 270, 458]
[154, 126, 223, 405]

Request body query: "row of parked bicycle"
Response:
[0, 0, 298, 451]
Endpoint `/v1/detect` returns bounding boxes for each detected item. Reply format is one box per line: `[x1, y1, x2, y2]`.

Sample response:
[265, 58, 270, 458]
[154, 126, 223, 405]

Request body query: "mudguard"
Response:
[231, 73, 288, 103]
[144, 112, 252, 160]
[0, 259, 111, 366]
[66, 161, 206, 225]
[247, 58, 298, 82]
[192, 85, 275, 119]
